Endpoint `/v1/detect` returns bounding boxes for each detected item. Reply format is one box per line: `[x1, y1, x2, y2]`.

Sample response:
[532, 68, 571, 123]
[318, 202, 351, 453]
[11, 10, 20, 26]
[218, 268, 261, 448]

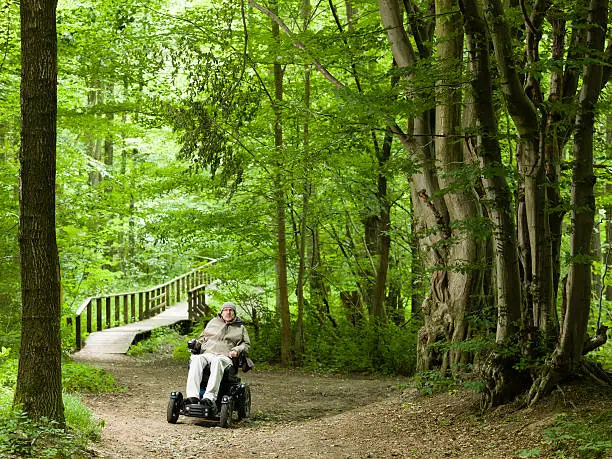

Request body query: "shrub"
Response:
[0, 354, 17, 389]
[127, 326, 186, 358]
[300, 319, 418, 375]
[542, 410, 612, 458]
[0, 387, 103, 458]
[62, 360, 122, 393]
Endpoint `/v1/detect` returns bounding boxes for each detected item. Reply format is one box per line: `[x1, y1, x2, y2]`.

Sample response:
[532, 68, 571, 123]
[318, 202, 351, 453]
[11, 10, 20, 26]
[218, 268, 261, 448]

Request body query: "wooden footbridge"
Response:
[71, 261, 216, 358]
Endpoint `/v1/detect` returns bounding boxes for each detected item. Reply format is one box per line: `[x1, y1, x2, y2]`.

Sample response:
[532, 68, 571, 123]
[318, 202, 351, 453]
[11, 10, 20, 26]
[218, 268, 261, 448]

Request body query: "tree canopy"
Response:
[0, 0, 611, 423]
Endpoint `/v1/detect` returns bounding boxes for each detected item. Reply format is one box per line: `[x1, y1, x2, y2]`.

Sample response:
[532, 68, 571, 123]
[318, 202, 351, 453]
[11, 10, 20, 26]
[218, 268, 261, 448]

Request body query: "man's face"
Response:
[221, 307, 235, 321]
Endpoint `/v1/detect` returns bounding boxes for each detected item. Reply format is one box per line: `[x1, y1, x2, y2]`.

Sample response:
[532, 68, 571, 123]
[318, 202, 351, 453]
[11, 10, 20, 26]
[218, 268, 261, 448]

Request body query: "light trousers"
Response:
[186, 352, 232, 401]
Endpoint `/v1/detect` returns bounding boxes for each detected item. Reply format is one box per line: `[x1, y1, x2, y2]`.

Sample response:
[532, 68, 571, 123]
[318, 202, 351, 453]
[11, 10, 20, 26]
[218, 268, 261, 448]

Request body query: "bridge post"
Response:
[137, 292, 144, 322]
[144, 291, 150, 319]
[75, 315, 82, 350]
[105, 297, 111, 329]
[86, 301, 92, 334]
[114, 296, 120, 325]
[96, 297, 102, 331]
[122, 294, 128, 323]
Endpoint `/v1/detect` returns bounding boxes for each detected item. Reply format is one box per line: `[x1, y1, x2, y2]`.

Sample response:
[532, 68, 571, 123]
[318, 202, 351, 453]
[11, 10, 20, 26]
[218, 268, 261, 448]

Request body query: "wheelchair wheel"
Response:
[167, 397, 180, 424]
[237, 385, 251, 420]
[219, 399, 234, 428]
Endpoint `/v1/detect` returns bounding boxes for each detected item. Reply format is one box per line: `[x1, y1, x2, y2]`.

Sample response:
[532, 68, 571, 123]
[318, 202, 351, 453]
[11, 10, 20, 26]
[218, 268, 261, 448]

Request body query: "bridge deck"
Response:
[72, 301, 189, 358]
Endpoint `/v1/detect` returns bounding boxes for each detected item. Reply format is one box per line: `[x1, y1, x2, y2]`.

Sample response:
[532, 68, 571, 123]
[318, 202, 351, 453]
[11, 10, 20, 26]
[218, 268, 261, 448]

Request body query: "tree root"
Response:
[580, 360, 612, 386]
[479, 353, 530, 410]
[527, 353, 612, 407]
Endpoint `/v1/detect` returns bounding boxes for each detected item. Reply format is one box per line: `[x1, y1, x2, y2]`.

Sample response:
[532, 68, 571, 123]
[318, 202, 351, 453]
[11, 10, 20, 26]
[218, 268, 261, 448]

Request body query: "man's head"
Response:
[220, 302, 237, 322]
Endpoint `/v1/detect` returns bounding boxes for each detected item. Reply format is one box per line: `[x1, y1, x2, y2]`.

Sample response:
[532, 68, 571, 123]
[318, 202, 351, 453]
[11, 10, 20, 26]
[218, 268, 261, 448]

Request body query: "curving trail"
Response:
[78, 355, 603, 458]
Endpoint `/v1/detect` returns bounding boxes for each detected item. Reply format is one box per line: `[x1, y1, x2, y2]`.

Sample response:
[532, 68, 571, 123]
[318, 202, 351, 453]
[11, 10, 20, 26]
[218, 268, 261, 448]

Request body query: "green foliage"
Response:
[62, 361, 122, 393]
[414, 366, 485, 396]
[299, 319, 417, 375]
[172, 342, 192, 364]
[0, 356, 109, 457]
[1, 352, 120, 394]
[517, 447, 541, 458]
[543, 411, 612, 458]
[414, 370, 456, 395]
[63, 392, 104, 443]
[0, 355, 17, 389]
[126, 326, 186, 358]
[0, 388, 102, 459]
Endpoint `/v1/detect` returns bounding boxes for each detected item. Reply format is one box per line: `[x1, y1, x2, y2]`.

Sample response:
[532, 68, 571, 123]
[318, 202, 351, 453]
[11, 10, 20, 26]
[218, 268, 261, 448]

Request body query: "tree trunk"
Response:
[293, 0, 311, 360]
[410, 204, 424, 317]
[379, 0, 484, 374]
[605, 114, 612, 303]
[14, 0, 64, 424]
[307, 225, 333, 325]
[371, 131, 393, 321]
[460, 0, 525, 406]
[293, 184, 308, 362]
[483, 0, 558, 347]
[528, 0, 608, 404]
[271, 0, 292, 366]
[87, 81, 103, 187]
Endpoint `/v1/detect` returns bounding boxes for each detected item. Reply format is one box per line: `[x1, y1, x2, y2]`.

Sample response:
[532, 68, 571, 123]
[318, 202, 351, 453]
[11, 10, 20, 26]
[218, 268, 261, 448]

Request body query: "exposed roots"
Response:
[479, 353, 531, 411]
[527, 354, 612, 406]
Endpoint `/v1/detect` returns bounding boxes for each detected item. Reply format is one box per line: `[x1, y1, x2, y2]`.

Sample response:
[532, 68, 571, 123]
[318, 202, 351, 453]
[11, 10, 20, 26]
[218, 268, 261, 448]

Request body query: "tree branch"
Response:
[247, 0, 345, 88]
[482, 0, 539, 136]
[582, 325, 609, 354]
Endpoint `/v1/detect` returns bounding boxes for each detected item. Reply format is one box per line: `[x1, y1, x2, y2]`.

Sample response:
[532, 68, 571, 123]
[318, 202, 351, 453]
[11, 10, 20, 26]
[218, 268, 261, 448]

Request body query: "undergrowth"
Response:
[249, 316, 419, 375]
[62, 361, 123, 393]
[413, 366, 485, 396]
[0, 387, 103, 458]
[126, 326, 188, 362]
[518, 409, 612, 458]
[0, 348, 119, 457]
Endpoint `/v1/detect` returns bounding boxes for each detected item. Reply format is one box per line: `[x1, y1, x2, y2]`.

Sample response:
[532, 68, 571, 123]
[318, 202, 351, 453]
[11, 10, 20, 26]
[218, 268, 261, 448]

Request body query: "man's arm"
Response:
[230, 326, 251, 356]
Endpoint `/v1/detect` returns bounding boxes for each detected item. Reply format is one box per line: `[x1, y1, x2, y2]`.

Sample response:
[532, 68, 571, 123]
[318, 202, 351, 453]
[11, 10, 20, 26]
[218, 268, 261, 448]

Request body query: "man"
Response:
[184, 302, 251, 410]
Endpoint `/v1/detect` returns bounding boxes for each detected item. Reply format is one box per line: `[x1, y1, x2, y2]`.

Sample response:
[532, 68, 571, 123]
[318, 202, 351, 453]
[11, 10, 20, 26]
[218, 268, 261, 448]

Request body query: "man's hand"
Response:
[228, 350, 238, 358]
[187, 339, 200, 354]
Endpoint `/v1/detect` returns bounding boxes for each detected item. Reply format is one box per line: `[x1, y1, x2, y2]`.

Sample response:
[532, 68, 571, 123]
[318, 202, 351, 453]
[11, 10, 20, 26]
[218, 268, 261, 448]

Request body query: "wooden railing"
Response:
[72, 261, 216, 350]
[188, 284, 210, 321]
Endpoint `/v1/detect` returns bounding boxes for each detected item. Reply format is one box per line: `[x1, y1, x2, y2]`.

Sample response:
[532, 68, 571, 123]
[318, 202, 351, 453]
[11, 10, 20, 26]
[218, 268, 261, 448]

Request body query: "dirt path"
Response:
[78, 355, 609, 458]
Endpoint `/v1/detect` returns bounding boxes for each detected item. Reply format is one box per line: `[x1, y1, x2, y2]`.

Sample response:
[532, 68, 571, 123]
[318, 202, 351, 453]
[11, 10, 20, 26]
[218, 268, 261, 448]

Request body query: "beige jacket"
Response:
[196, 315, 251, 356]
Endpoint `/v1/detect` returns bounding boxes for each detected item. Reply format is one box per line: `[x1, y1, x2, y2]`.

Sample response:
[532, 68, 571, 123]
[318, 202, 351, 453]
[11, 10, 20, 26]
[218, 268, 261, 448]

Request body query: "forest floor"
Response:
[76, 353, 612, 459]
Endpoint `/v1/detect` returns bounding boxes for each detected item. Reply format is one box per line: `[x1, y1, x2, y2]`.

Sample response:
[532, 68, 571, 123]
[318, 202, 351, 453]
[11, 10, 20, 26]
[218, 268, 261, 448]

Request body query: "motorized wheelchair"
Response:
[167, 343, 253, 428]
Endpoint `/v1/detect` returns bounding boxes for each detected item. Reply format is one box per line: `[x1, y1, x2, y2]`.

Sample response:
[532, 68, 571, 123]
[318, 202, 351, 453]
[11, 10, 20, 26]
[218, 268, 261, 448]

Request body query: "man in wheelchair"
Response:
[167, 301, 252, 427]
[184, 302, 251, 411]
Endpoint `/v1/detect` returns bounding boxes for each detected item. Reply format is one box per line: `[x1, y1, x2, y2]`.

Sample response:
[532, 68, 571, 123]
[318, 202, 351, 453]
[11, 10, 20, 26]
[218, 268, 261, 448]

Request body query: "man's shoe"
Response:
[201, 398, 218, 416]
[184, 397, 200, 405]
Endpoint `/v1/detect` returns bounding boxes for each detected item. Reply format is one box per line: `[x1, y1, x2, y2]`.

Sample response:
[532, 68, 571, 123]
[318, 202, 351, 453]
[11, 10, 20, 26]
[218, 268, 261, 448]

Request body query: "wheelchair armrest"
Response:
[234, 351, 254, 373]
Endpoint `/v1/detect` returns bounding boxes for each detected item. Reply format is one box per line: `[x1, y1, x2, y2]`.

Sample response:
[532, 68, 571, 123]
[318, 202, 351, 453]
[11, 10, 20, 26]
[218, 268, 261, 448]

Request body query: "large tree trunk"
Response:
[460, 0, 525, 406]
[528, 0, 608, 404]
[431, 0, 484, 371]
[379, 0, 484, 374]
[483, 0, 559, 348]
[14, 0, 64, 424]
